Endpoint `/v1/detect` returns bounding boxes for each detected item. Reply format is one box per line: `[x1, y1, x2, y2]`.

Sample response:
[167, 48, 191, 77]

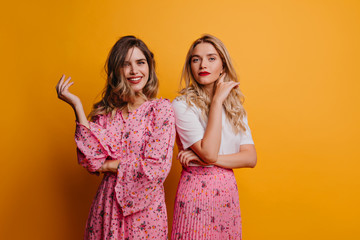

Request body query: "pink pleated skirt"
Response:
[171, 166, 242, 240]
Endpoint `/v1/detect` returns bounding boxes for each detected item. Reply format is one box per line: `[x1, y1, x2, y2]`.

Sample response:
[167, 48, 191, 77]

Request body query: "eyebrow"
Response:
[191, 53, 218, 58]
[123, 58, 147, 63]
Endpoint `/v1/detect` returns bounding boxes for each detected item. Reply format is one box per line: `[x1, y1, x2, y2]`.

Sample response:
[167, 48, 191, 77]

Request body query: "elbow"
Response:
[248, 154, 257, 168]
[201, 153, 218, 164]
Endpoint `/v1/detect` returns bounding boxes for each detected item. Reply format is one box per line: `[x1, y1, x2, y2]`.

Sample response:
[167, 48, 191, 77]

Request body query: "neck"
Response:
[203, 83, 215, 99]
[127, 95, 146, 112]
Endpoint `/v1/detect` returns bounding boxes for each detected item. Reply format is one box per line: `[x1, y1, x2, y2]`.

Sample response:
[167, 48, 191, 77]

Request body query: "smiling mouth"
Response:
[127, 76, 142, 83]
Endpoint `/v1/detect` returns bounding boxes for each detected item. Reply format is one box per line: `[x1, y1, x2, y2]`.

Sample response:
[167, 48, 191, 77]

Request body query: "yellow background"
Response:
[1, 0, 359, 239]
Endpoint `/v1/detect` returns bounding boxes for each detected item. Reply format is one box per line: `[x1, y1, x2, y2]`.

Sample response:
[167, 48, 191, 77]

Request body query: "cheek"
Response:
[190, 64, 198, 75]
[214, 62, 223, 73]
[121, 67, 129, 77]
[142, 65, 150, 77]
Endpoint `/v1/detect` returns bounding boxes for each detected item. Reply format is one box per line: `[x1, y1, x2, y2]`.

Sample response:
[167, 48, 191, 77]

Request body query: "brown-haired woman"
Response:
[56, 36, 175, 239]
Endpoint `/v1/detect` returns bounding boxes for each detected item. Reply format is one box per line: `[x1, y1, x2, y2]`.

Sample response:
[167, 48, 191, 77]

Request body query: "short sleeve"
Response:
[240, 115, 254, 145]
[172, 99, 204, 150]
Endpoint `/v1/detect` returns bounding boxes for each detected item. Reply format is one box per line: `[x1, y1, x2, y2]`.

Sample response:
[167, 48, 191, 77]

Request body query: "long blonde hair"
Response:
[179, 34, 247, 133]
[89, 36, 158, 120]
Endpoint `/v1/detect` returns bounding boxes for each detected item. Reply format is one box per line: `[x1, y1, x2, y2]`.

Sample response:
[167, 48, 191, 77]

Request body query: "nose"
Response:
[200, 59, 207, 69]
[130, 64, 139, 75]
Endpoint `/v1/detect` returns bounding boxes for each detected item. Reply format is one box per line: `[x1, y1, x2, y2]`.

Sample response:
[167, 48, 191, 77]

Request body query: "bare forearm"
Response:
[98, 159, 120, 173]
[193, 100, 222, 163]
[73, 102, 89, 128]
[191, 99, 222, 163]
[214, 147, 257, 169]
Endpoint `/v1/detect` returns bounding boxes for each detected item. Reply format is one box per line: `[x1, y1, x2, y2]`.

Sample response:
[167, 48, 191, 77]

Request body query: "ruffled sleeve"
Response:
[74, 115, 110, 173]
[114, 99, 176, 216]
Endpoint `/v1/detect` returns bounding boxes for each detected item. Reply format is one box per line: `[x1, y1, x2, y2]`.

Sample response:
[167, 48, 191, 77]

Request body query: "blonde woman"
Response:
[171, 34, 257, 239]
[56, 36, 175, 239]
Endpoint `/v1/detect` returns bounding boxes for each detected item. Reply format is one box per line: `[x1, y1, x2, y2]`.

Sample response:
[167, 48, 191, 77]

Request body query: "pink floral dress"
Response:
[75, 98, 176, 239]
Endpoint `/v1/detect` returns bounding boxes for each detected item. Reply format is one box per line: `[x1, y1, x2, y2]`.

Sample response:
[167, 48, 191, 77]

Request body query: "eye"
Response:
[138, 61, 146, 65]
[192, 58, 199, 63]
[209, 57, 216, 61]
[122, 62, 130, 67]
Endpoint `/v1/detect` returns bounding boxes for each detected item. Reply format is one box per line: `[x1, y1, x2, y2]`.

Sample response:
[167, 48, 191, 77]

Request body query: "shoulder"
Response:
[150, 98, 172, 111]
[171, 96, 201, 117]
[90, 112, 111, 126]
[172, 96, 185, 105]
[172, 96, 191, 111]
[147, 98, 174, 119]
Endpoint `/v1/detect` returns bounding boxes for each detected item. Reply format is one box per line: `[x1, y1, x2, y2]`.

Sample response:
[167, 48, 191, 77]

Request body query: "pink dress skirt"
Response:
[75, 99, 176, 239]
[171, 166, 242, 239]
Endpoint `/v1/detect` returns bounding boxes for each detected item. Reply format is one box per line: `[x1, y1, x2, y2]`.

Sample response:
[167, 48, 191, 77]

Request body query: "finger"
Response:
[178, 150, 191, 160]
[64, 80, 74, 90]
[223, 81, 239, 91]
[178, 149, 186, 157]
[181, 161, 187, 168]
[57, 74, 66, 91]
[218, 72, 226, 83]
[183, 155, 190, 166]
[231, 81, 240, 89]
[64, 81, 74, 92]
[181, 151, 192, 159]
[180, 157, 186, 167]
[177, 151, 184, 159]
[231, 81, 240, 86]
[179, 154, 185, 164]
[56, 75, 65, 93]
[184, 158, 190, 167]
[60, 76, 72, 92]
[184, 153, 197, 163]
[61, 76, 72, 92]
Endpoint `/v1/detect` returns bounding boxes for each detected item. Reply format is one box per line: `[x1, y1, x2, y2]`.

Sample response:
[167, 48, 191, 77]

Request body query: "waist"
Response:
[182, 166, 233, 175]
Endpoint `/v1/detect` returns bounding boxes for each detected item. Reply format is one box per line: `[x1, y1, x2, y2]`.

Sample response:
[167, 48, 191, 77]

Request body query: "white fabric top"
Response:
[172, 98, 254, 166]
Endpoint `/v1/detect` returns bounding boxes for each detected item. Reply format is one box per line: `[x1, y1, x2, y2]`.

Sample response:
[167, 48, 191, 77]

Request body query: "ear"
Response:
[220, 66, 224, 75]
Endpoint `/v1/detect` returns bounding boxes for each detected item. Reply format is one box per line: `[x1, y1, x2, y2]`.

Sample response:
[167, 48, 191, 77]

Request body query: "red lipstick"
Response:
[127, 76, 142, 84]
[199, 71, 210, 76]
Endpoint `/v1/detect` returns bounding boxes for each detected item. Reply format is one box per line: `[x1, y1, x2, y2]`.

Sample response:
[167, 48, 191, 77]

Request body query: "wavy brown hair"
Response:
[88, 36, 158, 120]
[179, 34, 247, 133]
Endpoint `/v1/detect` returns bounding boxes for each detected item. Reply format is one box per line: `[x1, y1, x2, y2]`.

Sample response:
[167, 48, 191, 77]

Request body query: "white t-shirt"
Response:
[172, 98, 254, 166]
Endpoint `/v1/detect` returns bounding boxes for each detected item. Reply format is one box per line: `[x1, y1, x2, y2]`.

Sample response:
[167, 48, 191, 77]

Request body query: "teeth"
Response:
[128, 77, 142, 81]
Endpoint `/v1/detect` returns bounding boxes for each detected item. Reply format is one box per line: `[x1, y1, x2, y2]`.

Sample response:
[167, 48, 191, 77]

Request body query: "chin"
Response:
[197, 80, 216, 86]
[131, 84, 146, 93]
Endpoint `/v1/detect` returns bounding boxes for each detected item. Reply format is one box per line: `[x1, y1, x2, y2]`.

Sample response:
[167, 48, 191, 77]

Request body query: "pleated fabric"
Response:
[171, 166, 242, 240]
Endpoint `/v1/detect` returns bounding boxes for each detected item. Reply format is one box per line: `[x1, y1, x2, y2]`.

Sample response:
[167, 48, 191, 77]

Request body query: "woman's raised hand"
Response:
[56, 74, 89, 127]
[56, 74, 81, 108]
[212, 73, 239, 104]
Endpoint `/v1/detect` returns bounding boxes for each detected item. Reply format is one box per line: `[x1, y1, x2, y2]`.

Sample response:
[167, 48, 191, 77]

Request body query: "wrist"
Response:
[108, 159, 120, 173]
[210, 99, 223, 108]
[214, 155, 220, 164]
[97, 164, 106, 174]
[72, 101, 83, 111]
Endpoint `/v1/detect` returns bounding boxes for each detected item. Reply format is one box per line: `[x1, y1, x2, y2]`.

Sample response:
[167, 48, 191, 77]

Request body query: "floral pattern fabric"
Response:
[75, 98, 176, 239]
[171, 166, 242, 240]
